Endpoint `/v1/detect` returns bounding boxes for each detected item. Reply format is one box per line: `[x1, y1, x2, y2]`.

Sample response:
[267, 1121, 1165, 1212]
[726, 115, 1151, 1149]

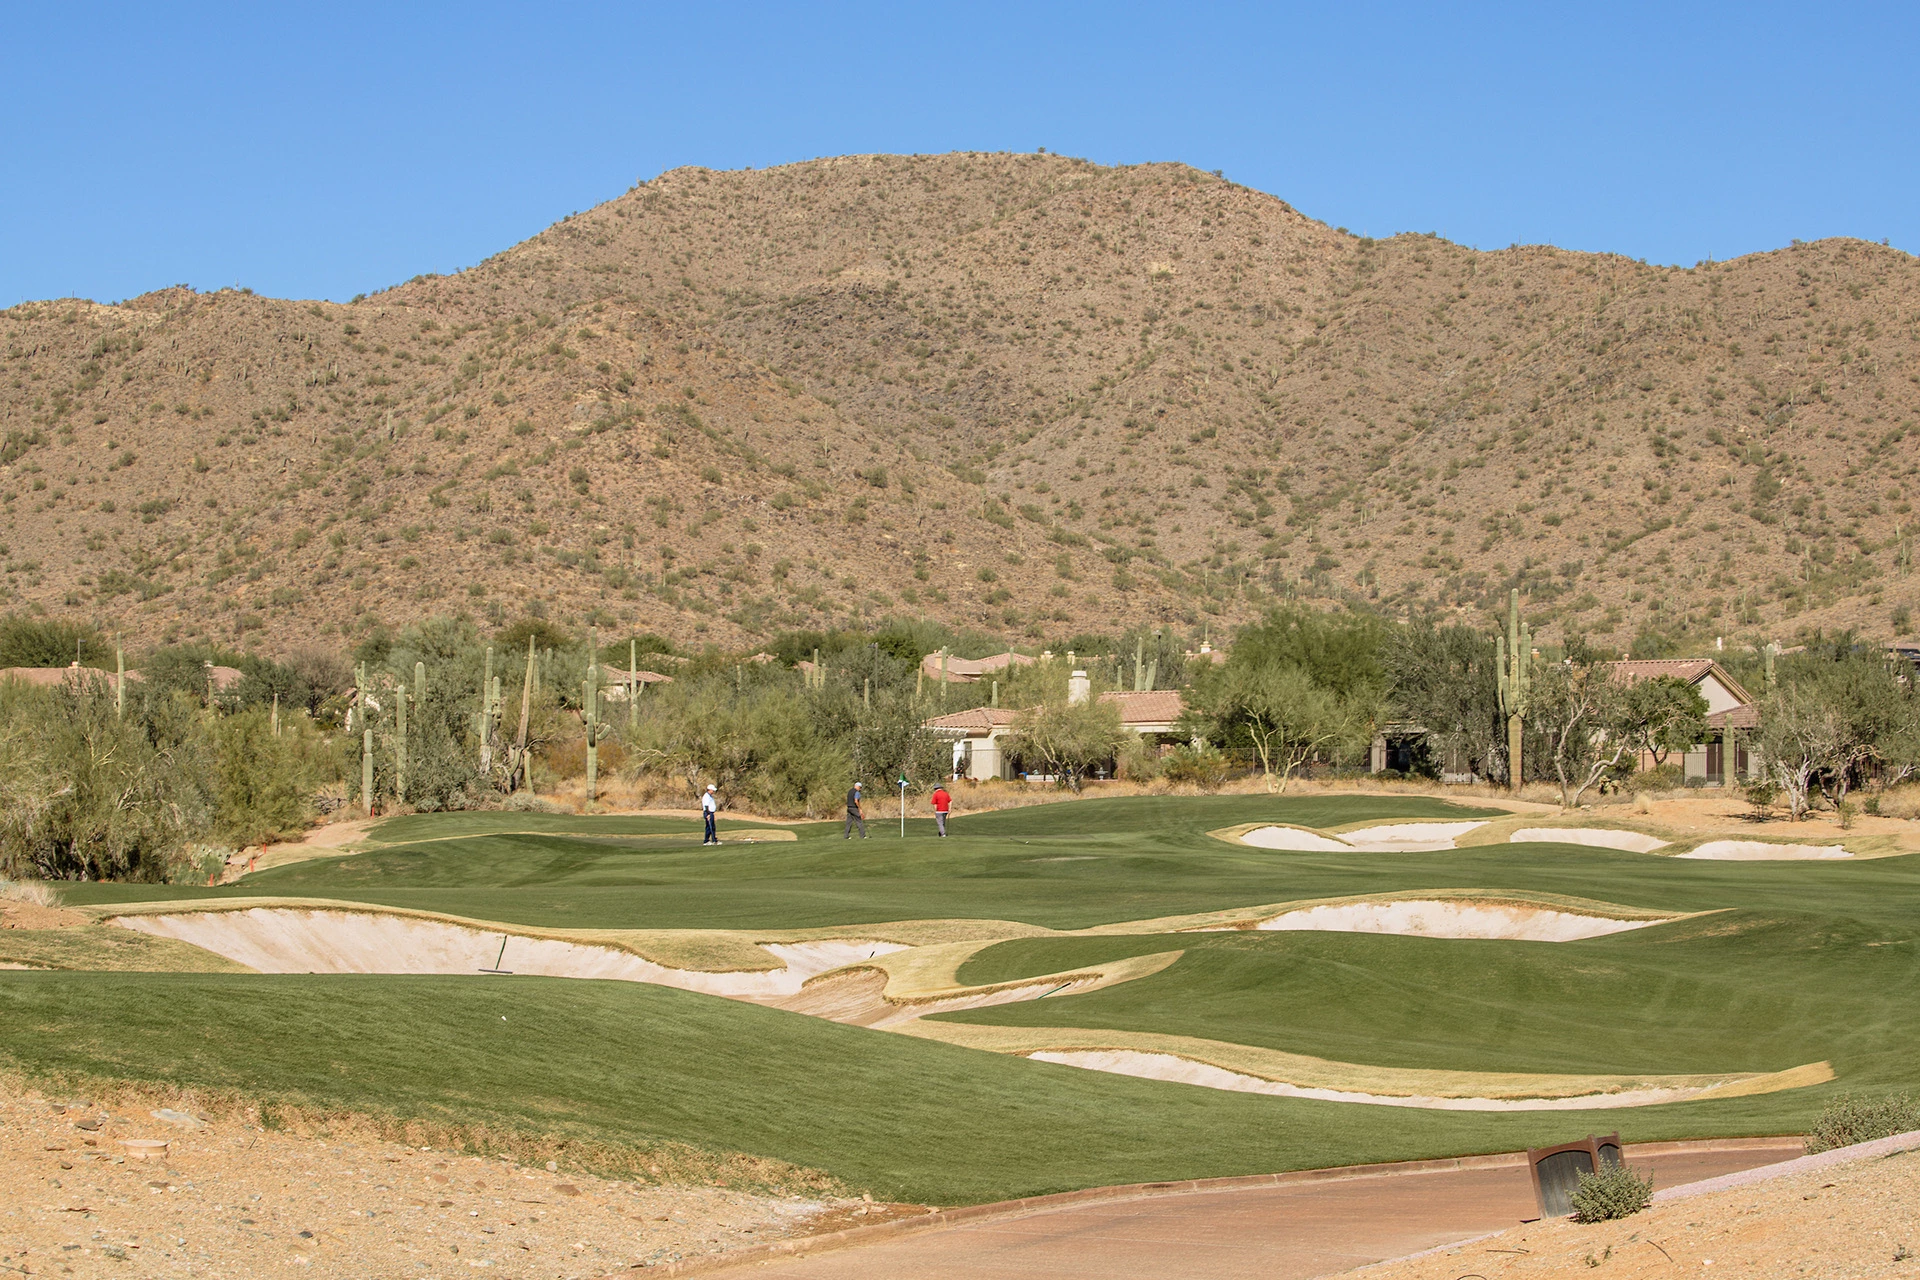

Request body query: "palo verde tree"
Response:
[1188, 606, 1381, 789]
[1199, 661, 1368, 792]
[1529, 656, 1637, 809]
[1384, 619, 1504, 780]
[1003, 696, 1131, 792]
[1618, 675, 1711, 767]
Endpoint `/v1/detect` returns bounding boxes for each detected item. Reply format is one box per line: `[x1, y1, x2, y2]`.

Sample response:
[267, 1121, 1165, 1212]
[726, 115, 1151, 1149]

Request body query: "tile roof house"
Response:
[922, 687, 1188, 781]
[1370, 658, 1762, 786]
[919, 650, 1036, 684]
[0, 663, 143, 692]
[1602, 658, 1759, 785]
[1603, 659, 1759, 731]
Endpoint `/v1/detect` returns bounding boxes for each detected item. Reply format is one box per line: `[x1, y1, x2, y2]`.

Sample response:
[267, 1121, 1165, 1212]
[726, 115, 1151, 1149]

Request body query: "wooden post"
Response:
[115, 643, 125, 717]
[629, 639, 639, 731]
[270, 690, 279, 738]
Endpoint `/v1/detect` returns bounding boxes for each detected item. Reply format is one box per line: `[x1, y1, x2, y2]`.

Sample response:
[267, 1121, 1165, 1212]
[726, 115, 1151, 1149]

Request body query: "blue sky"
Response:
[3, 1, 1913, 307]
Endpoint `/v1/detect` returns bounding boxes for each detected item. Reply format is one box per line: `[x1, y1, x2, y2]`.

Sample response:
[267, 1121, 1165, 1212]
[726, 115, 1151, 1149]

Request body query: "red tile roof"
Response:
[1604, 658, 1755, 708]
[921, 705, 1023, 734]
[0, 665, 142, 690]
[919, 651, 1036, 683]
[1098, 689, 1187, 725]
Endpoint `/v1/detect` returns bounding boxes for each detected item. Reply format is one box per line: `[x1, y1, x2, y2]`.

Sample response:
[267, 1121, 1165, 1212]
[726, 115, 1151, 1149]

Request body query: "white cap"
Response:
[706, 783, 715, 791]
[854, 781, 862, 788]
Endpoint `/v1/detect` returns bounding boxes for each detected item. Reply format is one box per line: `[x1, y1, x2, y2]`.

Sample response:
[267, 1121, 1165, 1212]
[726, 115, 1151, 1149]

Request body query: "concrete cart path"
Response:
[713, 1141, 1802, 1280]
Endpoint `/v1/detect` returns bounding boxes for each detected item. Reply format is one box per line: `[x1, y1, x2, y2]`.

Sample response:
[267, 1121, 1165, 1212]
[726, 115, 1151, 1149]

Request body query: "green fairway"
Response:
[16, 793, 1920, 1204]
[0, 968, 1859, 1206]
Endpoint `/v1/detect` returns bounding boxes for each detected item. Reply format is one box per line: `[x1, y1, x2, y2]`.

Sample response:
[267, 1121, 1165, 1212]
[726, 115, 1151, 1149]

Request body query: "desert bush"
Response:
[0, 676, 213, 881]
[208, 710, 323, 846]
[1115, 734, 1161, 782]
[0, 877, 60, 907]
[1569, 1164, 1654, 1222]
[1620, 761, 1681, 794]
[1162, 744, 1229, 791]
[0, 613, 110, 667]
[1806, 1094, 1920, 1154]
[1744, 777, 1779, 819]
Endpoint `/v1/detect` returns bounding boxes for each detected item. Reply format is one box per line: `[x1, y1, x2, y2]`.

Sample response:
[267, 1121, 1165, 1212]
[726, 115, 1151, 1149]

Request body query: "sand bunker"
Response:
[1227, 899, 1670, 942]
[1026, 1049, 1743, 1111]
[111, 909, 903, 996]
[1678, 840, 1852, 861]
[1241, 821, 1488, 853]
[1510, 827, 1669, 853]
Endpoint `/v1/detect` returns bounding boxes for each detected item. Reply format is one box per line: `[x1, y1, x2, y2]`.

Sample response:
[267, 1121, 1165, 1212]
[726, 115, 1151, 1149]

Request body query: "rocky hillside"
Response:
[3, 151, 1916, 655]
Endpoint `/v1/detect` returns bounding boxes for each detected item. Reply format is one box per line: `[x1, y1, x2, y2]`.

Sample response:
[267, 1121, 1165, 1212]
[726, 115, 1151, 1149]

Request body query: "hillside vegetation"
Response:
[3, 152, 1917, 654]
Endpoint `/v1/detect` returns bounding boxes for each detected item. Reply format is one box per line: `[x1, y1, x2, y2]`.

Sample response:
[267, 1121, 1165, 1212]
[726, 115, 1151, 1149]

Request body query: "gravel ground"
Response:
[0, 1086, 917, 1278]
[1357, 1144, 1920, 1279]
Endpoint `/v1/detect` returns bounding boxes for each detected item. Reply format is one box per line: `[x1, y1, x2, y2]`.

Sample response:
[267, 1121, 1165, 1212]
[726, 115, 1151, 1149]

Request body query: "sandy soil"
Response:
[111, 910, 904, 997]
[1354, 1139, 1920, 1279]
[1680, 839, 1852, 860]
[1508, 828, 1670, 853]
[0, 1085, 918, 1279]
[1241, 900, 1672, 942]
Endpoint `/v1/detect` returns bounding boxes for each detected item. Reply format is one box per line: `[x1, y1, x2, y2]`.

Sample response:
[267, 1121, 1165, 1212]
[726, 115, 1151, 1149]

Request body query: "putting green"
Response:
[11, 793, 1917, 1203]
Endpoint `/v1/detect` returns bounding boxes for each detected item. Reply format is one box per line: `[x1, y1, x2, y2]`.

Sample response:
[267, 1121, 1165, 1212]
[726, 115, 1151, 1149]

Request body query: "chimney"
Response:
[1068, 669, 1090, 706]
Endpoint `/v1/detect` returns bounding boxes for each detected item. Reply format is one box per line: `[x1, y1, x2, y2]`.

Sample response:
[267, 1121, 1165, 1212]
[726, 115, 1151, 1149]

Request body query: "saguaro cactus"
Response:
[1495, 588, 1532, 793]
[394, 680, 408, 804]
[511, 636, 536, 794]
[584, 658, 607, 803]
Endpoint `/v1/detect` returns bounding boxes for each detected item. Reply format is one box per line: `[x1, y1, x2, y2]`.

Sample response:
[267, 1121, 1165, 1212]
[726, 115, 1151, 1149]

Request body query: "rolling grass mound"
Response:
[17, 794, 1920, 1202]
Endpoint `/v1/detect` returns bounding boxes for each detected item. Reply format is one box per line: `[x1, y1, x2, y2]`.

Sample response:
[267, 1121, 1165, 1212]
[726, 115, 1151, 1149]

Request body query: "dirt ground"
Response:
[1357, 1144, 1920, 1279]
[0, 1085, 922, 1278]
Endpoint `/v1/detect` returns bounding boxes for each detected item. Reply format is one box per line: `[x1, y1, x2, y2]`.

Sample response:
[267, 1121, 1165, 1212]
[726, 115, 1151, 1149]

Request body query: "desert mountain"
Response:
[3, 152, 1916, 657]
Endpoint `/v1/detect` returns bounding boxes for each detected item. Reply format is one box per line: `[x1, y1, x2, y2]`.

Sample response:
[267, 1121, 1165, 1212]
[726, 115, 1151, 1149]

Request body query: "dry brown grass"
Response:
[0, 879, 60, 908]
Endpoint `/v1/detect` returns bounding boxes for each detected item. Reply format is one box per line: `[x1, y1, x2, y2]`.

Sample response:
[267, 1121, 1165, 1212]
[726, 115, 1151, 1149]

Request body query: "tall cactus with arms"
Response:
[1495, 588, 1532, 793]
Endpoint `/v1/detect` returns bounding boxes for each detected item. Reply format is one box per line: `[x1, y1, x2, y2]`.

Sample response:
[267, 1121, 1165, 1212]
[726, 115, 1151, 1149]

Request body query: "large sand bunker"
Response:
[1025, 1049, 1787, 1111]
[1509, 827, 1669, 853]
[1198, 899, 1672, 942]
[1678, 840, 1852, 861]
[111, 909, 903, 996]
[1241, 821, 1488, 853]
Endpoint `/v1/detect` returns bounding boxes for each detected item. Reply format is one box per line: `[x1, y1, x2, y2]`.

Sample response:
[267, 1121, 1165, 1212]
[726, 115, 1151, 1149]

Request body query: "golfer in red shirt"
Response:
[930, 784, 952, 837]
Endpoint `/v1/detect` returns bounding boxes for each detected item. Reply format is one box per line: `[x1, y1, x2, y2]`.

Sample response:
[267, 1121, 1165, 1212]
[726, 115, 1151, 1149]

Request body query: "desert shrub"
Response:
[1162, 744, 1229, 791]
[1115, 734, 1161, 782]
[1744, 777, 1779, 819]
[0, 613, 110, 667]
[0, 877, 60, 907]
[1568, 1164, 1654, 1222]
[1622, 761, 1682, 793]
[0, 677, 212, 881]
[1806, 1094, 1920, 1154]
[207, 709, 322, 846]
[1836, 798, 1858, 829]
[404, 710, 483, 812]
[1878, 785, 1920, 821]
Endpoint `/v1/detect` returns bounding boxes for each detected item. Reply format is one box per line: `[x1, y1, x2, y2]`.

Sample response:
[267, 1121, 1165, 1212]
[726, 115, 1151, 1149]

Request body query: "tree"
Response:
[1228, 607, 1384, 698]
[1758, 653, 1920, 813]
[1618, 676, 1710, 766]
[1757, 679, 1845, 820]
[1003, 698, 1130, 791]
[1385, 621, 1503, 781]
[1202, 662, 1367, 792]
[1530, 660, 1636, 809]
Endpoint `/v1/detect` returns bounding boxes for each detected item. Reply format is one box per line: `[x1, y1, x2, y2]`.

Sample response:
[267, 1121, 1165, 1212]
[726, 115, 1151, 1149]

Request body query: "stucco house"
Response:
[1367, 657, 1761, 786]
[1605, 658, 1758, 784]
[922, 676, 1188, 781]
